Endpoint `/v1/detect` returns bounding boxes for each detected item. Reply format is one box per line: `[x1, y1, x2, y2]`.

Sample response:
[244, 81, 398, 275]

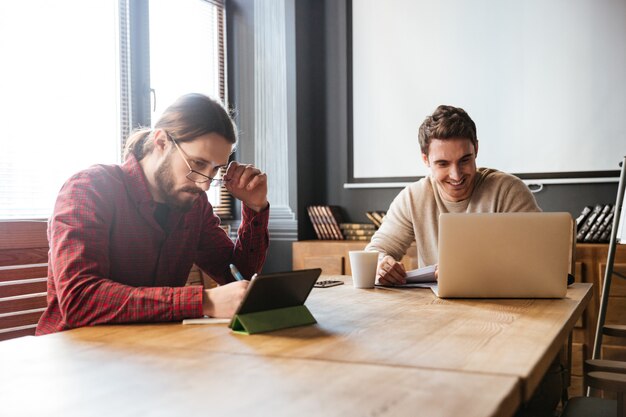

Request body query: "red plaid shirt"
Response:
[36, 155, 269, 335]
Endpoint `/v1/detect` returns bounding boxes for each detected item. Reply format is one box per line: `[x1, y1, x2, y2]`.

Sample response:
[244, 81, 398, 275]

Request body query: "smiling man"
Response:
[37, 93, 269, 335]
[366, 105, 540, 285]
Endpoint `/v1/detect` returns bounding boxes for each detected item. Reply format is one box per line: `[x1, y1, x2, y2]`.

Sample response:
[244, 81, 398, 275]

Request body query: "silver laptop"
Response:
[437, 212, 573, 298]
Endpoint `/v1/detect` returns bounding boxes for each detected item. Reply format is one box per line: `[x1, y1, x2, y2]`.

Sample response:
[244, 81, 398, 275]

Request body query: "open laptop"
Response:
[436, 212, 573, 298]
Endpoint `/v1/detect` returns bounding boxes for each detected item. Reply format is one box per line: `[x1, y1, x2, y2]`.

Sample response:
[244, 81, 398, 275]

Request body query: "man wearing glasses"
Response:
[37, 94, 269, 335]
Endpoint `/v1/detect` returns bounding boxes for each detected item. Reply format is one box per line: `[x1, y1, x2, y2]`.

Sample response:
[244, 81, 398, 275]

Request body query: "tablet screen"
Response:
[233, 268, 321, 316]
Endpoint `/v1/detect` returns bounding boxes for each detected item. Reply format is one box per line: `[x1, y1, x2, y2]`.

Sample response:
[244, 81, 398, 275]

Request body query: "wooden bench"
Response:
[0, 221, 49, 341]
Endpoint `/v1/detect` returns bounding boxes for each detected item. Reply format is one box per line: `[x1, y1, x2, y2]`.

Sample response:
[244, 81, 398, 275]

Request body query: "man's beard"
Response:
[154, 154, 203, 212]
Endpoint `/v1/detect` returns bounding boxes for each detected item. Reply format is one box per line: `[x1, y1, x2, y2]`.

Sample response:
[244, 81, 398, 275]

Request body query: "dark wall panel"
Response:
[295, 0, 328, 240]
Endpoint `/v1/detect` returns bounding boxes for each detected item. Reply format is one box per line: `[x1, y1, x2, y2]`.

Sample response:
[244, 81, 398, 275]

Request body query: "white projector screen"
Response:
[351, 0, 626, 181]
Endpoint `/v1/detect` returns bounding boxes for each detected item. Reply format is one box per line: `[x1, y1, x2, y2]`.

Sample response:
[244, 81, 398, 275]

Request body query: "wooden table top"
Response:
[66, 278, 591, 402]
[0, 277, 591, 417]
[0, 333, 520, 417]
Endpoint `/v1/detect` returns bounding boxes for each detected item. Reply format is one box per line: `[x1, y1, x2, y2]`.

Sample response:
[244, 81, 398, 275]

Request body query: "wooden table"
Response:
[0, 334, 520, 417]
[0, 277, 591, 417]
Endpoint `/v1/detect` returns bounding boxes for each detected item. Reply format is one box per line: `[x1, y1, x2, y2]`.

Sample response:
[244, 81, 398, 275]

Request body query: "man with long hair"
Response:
[37, 93, 269, 335]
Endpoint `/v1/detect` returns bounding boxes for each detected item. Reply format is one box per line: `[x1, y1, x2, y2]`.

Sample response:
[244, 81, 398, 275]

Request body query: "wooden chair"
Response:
[0, 221, 49, 341]
[561, 329, 626, 416]
[561, 370, 626, 417]
[562, 158, 626, 416]
[185, 264, 218, 289]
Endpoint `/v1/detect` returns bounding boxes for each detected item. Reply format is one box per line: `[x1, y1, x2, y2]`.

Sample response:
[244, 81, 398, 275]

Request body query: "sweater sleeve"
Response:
[366, 187, 416, 261]
[498, 176, 542, 213]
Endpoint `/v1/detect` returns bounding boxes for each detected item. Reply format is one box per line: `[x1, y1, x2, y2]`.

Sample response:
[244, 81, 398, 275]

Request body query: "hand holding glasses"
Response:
[224, 161, 268, 213]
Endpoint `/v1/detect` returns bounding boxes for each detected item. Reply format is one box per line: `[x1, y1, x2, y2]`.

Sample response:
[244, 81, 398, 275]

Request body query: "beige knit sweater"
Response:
[365, 168, 541, 267]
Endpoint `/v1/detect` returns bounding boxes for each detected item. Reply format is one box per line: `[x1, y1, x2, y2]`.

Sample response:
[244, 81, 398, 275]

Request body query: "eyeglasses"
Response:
[166, 131, 229, 187]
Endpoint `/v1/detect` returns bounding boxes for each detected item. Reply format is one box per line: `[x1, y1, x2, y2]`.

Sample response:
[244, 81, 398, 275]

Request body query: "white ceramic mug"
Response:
[348, 250, 378, 288]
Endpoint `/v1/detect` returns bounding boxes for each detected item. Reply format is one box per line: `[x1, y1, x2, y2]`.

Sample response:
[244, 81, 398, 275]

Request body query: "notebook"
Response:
[436, 212, 573, 298]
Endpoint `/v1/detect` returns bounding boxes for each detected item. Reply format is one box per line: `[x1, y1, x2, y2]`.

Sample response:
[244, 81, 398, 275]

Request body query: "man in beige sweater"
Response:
[366, 105, 540, 286]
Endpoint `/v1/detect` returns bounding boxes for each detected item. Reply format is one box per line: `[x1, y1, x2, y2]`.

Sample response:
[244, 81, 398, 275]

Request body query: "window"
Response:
[0, 0, 229, 220]
[149, 0, 225, 120]
[148, 0, 228, 213]
[0, 0, 120, 219]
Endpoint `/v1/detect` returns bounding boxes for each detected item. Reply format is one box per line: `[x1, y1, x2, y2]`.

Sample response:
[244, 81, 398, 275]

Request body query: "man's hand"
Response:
[224, 161, 268, 212]
[376, 255, 407, 285]
[202, 280, 249, 318]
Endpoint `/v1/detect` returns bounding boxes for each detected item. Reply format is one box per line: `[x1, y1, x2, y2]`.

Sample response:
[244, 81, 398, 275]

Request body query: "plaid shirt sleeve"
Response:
[195, 203, 270, 284]
[45, 171, 203, 331]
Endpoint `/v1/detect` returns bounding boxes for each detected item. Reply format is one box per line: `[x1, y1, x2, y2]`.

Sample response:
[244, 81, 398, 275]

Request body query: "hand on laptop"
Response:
[376, 255, 407, 285]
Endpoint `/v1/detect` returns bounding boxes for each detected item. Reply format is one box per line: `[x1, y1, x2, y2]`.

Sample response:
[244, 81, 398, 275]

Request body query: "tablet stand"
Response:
[231, 305, 317, 335]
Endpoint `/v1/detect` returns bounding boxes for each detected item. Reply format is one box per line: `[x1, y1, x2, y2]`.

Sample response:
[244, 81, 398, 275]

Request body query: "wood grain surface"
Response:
[67, 278, 591, 402]
[0, 332, 520, 417]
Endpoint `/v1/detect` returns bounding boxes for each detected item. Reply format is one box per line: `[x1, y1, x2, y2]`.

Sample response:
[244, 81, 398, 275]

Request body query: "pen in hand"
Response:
[229, 264, 245, 281]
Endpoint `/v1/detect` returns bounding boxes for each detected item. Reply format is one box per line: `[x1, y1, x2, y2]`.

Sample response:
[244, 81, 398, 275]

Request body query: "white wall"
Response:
[352, 0, 626, 180]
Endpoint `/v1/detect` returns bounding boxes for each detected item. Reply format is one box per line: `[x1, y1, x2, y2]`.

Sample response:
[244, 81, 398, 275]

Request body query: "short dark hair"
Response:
[124, 93, 237, 161]
[418, 105, 477, 155]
